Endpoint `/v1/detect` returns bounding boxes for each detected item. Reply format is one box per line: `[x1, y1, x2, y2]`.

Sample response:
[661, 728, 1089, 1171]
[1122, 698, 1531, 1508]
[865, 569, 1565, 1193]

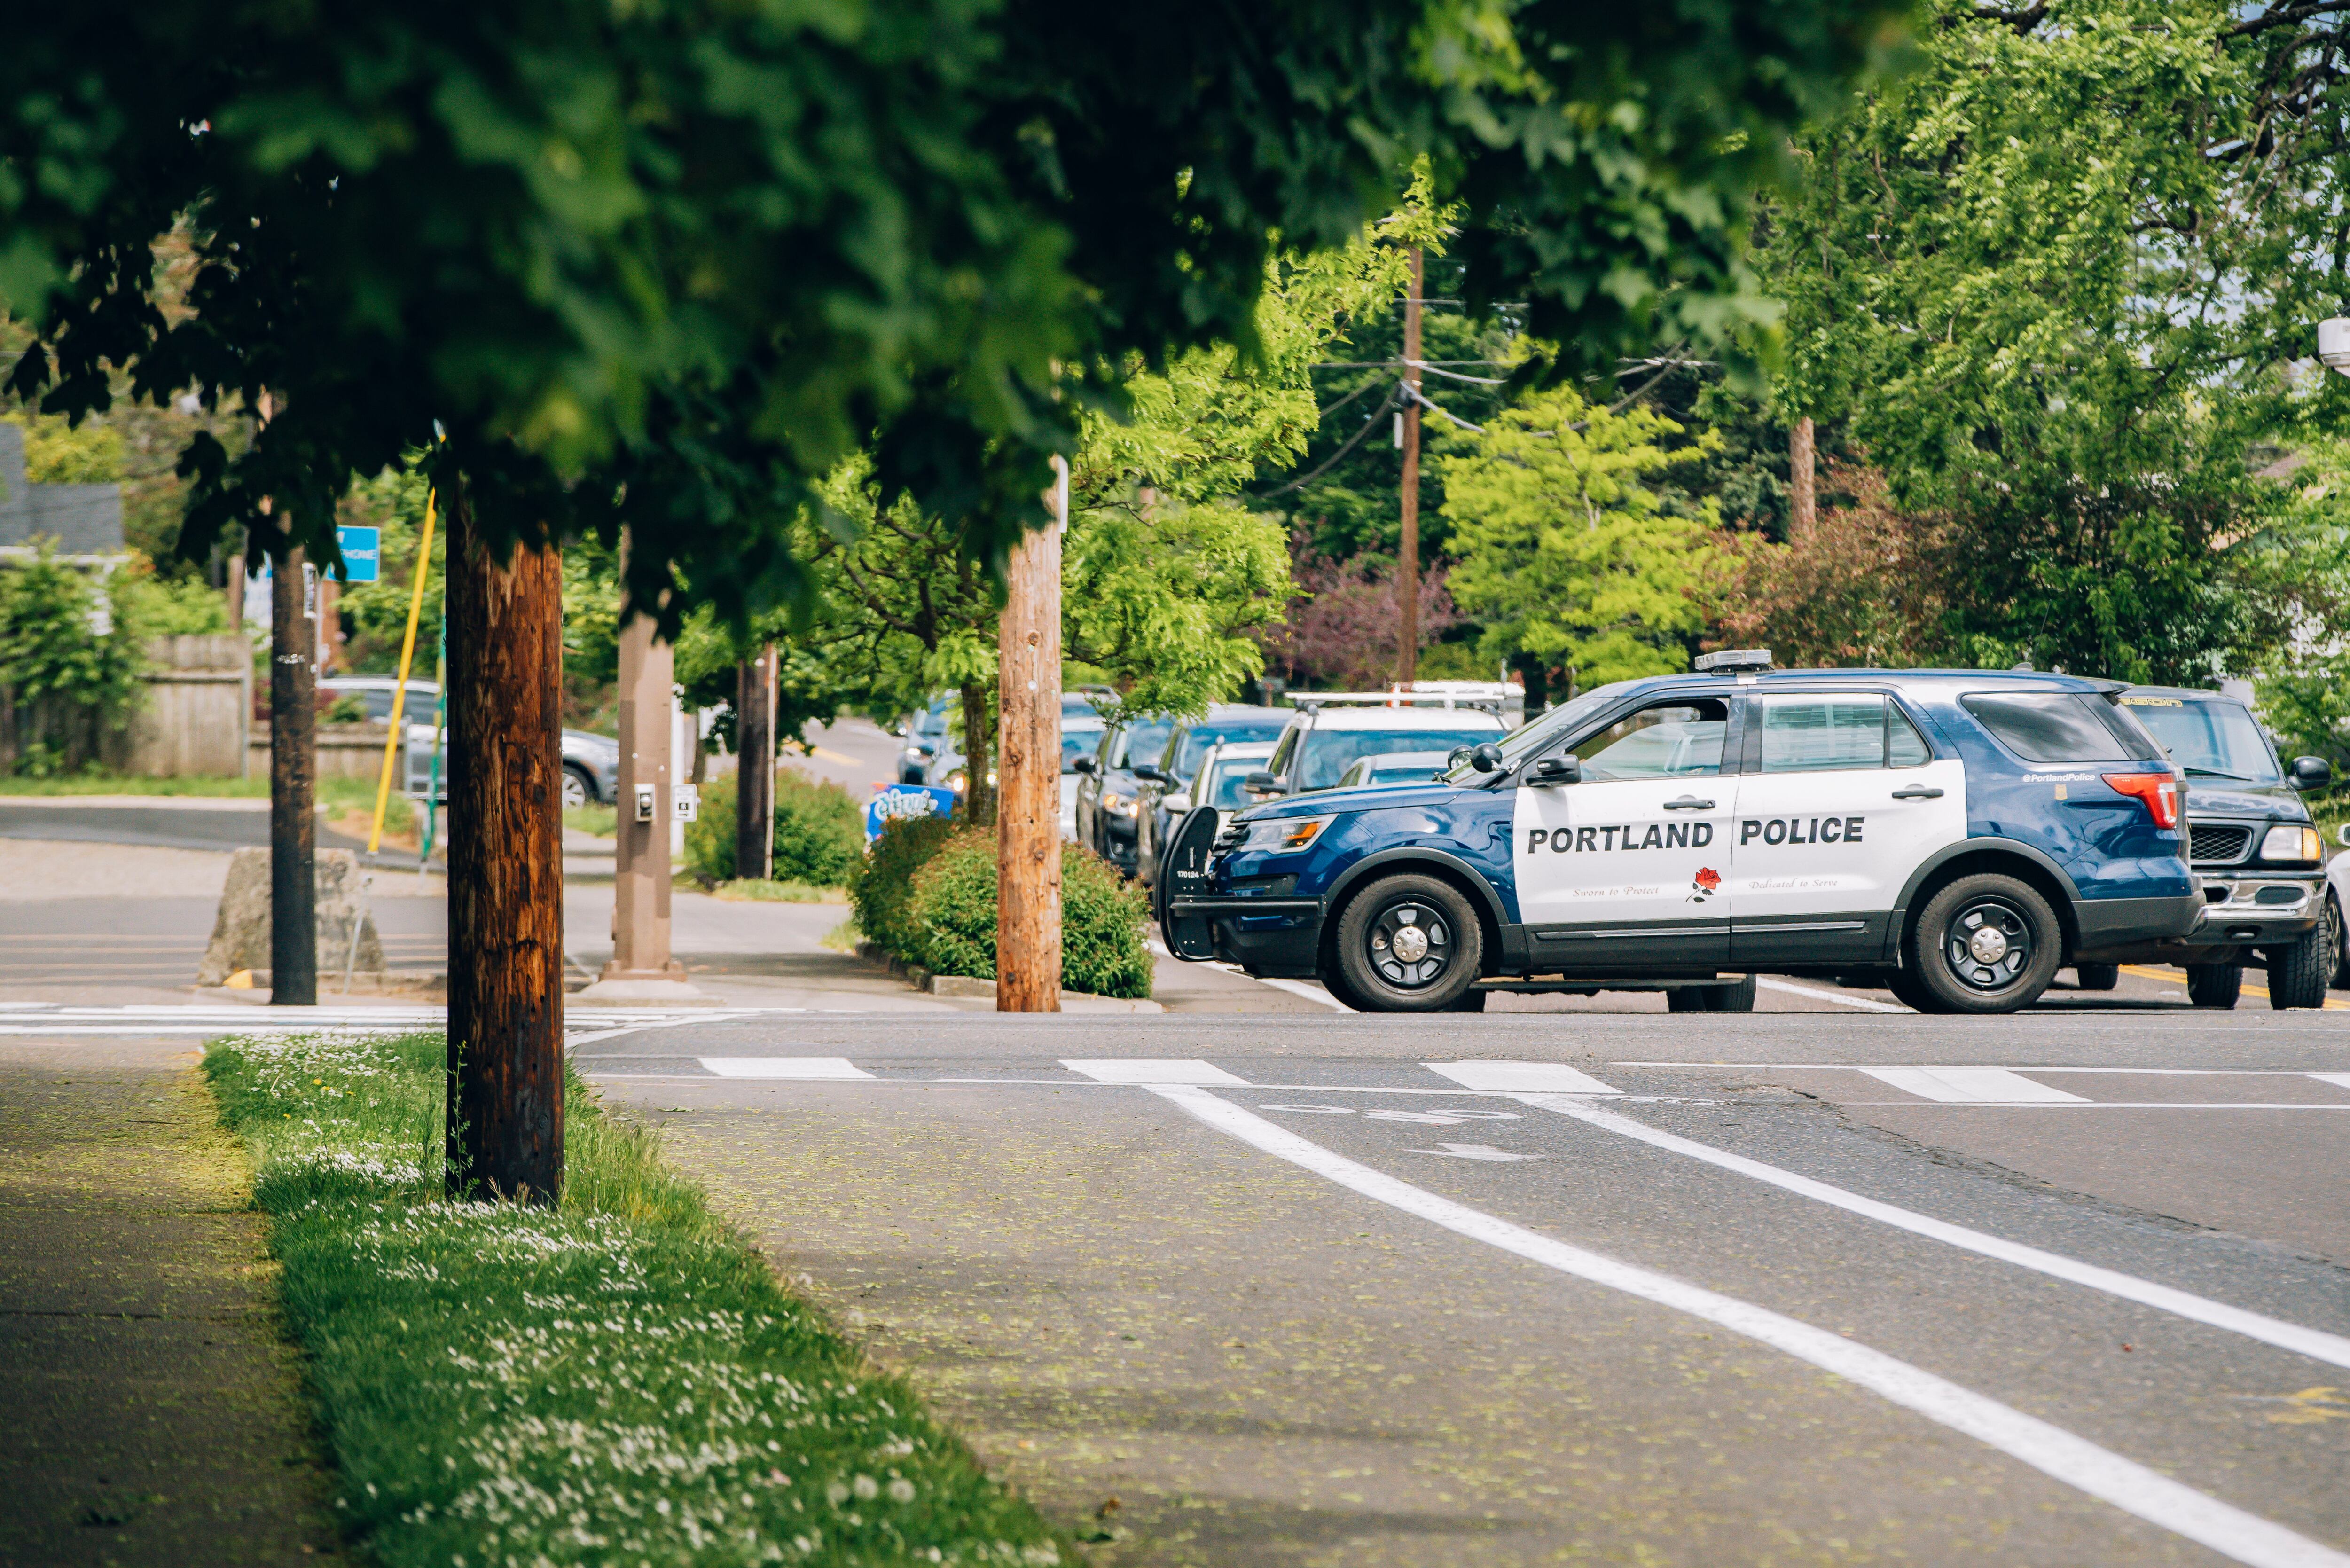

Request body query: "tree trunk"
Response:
[734, 647, 776, 881]
[959, 680, 996, 827]
[444, 482, 566, 1205]
[995, 480, 1062, 1012]
[269, 547, 318, 1006]
[1790, 416, 1817, 542]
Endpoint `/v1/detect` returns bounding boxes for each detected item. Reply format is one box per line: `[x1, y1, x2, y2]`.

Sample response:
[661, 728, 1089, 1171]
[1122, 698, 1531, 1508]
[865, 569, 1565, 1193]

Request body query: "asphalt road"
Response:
[576, 1005, 2350, 1567]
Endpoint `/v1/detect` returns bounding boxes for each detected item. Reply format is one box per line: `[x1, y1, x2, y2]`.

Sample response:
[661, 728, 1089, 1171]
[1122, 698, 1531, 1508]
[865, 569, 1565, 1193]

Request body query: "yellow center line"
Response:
[2120, 963, 2350, 1010]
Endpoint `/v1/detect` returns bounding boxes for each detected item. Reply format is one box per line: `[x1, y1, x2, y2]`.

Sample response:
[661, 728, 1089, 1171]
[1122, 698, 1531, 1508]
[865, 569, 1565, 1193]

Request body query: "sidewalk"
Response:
[0, 1035, 346, 1566]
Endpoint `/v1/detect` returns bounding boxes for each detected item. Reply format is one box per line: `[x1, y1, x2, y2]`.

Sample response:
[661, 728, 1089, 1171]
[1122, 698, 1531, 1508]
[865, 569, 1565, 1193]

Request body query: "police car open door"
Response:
[1728, 692, 1966, 967]
[1512, 696, 1734, 968]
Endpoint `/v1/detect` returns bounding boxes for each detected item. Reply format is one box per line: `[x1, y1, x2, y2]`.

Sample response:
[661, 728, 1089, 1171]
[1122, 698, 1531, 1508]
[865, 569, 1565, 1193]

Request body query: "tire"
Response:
[1670, 976, 1756, 1012]
[2330, 896, 2350, 992]
[2267, 925, 2334, 1010]
[561, 765, 594, 809]
[1905, 873, 2062, 1014]
[1331, 874, 1484, 1012]
[1886, 967, 1942, 1012]
[2185, 963, 2241, 1010]
[2072, 963, 2120, 993]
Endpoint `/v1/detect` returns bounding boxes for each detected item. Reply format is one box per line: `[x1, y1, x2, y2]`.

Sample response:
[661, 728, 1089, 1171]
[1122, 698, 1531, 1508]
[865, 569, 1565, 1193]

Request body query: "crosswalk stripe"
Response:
[1062, 1058, 1251, 1085]
[1862, 1067, 2087, 1104]
[1424, 1060, 1622, 1095]
[699, 1057, 874, 1080]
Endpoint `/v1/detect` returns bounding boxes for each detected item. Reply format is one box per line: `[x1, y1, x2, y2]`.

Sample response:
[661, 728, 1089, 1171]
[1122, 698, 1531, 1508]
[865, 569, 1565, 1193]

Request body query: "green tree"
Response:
[1761, 0, 2350, 681]
[1440, 383, 1724, 689]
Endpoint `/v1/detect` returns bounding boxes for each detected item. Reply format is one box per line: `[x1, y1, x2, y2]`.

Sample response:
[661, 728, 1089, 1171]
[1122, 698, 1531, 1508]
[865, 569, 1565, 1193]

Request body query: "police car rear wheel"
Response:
[1332, 874, 1484, 1012]
[1909, 874, 2060, 1014]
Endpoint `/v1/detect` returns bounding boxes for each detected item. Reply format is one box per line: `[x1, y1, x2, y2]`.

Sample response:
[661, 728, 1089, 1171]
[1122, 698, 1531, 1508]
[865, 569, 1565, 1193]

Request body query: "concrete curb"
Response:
[854, 940, 1164, 1012]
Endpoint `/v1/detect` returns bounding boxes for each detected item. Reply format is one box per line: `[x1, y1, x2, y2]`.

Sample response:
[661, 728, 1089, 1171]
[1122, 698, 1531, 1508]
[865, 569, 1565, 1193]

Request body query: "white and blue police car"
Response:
[1159, 651, 2203, 1015]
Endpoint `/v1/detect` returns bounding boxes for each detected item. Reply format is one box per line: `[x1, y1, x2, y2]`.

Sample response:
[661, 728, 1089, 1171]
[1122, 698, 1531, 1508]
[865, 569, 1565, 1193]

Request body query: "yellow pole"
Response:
[368, 489, 438, 854]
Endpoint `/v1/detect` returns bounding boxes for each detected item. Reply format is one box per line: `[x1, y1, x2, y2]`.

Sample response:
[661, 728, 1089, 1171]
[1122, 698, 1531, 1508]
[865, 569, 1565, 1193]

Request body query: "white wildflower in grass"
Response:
[202, 1030, 1065, 1568]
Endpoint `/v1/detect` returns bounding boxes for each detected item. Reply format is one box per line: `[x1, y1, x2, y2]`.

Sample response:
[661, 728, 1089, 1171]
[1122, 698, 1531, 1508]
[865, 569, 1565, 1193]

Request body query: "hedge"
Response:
[684, 768, 865, 886]
[860, 826, 1150, 1000]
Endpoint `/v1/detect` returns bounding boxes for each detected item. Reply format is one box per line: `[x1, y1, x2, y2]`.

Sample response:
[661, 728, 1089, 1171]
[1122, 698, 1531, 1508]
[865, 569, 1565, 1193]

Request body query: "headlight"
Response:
[2259, 824, 2322, 864]
[1103, 790, 1137, 818]
[1234, 814, 1337, 854]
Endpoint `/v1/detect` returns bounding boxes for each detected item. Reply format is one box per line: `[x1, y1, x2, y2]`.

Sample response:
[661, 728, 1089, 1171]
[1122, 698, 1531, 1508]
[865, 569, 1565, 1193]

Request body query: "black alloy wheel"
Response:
[1331, 873, 1484, 1012]
[1908, 873, 2062, 1014]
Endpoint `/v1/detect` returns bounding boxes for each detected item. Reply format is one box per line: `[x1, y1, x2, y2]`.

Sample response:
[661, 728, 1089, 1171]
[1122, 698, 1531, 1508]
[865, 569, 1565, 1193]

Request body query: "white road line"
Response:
[1863, 1067, 2087, 1104]
[1426, 1060, 1622, 1095]
[1242, 973, 1352, 1011]
[1147, 1085, 2349, 1568]
[1519, 1094, 2350, 1372]
[2311, 1073, 2350, 1092]
[700, 1057, 874, 1080]
[1063, 1058, 1252, 1085]
[1757, 978, 1910, 1012]
[1615, 1062, 2350, 1074]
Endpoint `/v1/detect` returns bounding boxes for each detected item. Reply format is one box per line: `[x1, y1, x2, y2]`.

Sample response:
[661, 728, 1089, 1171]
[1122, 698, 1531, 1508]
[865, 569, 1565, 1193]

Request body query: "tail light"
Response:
[2102, 771, 2180, 830]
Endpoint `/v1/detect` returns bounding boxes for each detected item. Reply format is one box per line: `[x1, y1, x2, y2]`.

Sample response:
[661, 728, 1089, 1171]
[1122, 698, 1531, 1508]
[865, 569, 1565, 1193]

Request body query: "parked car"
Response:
[1158, 654, 2204, 1015]
[1246, 704, 1511, 800]
[896, 697, 952, 784]
[388, 680, 621, 808]
[1071, 713, 1180, 874]
[1139, 740, 1278, 893]
[2094, 688, 2332, 1007]
[317, 674, 439, 722]
[1333, 749, 1457, 788]
[1133, 705, 1292, 887]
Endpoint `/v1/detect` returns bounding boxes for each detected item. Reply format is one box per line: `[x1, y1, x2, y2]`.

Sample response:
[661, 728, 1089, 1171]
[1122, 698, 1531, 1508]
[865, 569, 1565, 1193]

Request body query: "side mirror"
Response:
[1469, 742, 1504, 774]
[1133, 763, 1171, 785]
[1072, 755, 1097, 775]
[2338, 823, 2350, 848]
[914, 741, 937, 756]
[1525, 754, 1582, 788]
[2291, 755, 2332, 791]
[1242, 769, 1282, 797]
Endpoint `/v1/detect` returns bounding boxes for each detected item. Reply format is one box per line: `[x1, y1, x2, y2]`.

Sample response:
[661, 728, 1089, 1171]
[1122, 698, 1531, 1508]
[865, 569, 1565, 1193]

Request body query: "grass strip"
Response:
[203, 1031, 1066, 1568]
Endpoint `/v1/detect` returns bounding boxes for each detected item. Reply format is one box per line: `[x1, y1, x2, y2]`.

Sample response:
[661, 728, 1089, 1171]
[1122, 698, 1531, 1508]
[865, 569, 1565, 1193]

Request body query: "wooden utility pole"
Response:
[590, 537, 694, 996]
[1790, 416, 1817, 542]
[734, 645, 776, 882]
[444, 482, 566, 1204]
[996, 456, 1065, 1012]
[1397, 246, 1425, 687]
[268, 546, 318, 1005]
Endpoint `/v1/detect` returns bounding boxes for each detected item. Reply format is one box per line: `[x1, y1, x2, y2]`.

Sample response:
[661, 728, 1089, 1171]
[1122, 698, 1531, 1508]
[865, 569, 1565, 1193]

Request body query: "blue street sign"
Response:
[864, 784, 958, 843]
[335, 525, 381, 582]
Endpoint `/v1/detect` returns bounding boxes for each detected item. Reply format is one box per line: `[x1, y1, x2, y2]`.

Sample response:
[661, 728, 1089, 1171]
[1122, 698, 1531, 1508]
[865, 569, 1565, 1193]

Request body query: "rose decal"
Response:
[1689, 866, 1721, 903]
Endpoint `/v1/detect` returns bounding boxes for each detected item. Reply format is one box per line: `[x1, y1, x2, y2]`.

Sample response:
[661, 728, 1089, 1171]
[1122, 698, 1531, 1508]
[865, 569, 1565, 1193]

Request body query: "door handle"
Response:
[1891, 784, 1944, 800]
[1663, 795, 1716, 810]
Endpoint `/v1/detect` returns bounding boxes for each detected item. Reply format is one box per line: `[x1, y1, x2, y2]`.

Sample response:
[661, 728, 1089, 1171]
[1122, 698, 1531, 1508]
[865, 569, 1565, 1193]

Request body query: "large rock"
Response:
[197, 847, 385, 986]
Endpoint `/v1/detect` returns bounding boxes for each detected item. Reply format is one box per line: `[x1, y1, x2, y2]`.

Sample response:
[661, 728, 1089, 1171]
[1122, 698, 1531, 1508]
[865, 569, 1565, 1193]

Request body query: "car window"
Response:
[1962, 692, 2146, 764]
[1202, 759, 1267, 811]
[1174, 721, 1289, 776]
[1267, 725, 1300, 779]
[1757, 694, 1889, 773]
[1297, 729, 1502, 791]
[1574, 700, 1729, 781]
[1113, 719, 1176, 770]
[1889, 705, 1934, 767]
[2121, 697, 2280, 782]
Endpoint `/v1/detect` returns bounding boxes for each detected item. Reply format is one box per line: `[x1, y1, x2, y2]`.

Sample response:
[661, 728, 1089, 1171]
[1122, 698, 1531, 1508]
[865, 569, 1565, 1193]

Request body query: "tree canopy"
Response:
[2, 0, 1910, 627]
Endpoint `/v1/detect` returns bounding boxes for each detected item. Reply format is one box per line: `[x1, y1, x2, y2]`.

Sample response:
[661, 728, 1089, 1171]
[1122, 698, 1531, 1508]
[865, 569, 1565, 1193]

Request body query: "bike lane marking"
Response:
[1147, 1082, 2350, 1568]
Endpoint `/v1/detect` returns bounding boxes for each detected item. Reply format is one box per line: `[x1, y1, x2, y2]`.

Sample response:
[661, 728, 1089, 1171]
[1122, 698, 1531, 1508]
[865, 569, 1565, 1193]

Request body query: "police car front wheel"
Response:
[1906, 873, 2062, 1014]
[1331, 874, 1485, 1012]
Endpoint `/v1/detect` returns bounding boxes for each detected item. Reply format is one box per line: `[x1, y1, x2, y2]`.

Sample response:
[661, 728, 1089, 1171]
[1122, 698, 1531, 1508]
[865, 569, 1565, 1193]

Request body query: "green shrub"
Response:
[903, 828, 1152, 1000]
[683, 767, 864, 885]
[848, 814, 956, 957]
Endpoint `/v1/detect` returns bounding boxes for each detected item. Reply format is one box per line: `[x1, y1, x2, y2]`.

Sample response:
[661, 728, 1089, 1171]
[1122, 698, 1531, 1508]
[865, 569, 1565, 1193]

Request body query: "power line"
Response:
[1261, 382, 1406, 498]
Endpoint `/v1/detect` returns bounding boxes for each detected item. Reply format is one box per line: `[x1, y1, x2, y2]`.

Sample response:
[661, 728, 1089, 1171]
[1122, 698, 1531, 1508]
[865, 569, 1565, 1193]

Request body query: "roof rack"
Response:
[1282, 681, 1521, 714]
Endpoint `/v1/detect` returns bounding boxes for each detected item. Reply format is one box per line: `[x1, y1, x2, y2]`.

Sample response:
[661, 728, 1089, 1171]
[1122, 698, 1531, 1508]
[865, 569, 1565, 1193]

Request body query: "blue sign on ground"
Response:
[865, 784, 957, 842]
[336, 525, 381, 582]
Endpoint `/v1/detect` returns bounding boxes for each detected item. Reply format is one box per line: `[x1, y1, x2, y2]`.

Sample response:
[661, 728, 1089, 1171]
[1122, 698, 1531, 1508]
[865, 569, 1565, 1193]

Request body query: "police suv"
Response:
[1159, 653, 2202, 1015]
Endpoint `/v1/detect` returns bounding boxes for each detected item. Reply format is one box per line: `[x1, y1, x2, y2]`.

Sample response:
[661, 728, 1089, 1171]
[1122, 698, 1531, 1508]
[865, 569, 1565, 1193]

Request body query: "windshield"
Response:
[1299, 728, 1502, 791]
[1174, 720, 1290, 777]
[2123, 698, 2280, 783]
[1438, 687, 1622, 782]
[1200, 757, 1271, 811]
[1114, 719, 1178, 771]
[1061, 724, 1104, 773]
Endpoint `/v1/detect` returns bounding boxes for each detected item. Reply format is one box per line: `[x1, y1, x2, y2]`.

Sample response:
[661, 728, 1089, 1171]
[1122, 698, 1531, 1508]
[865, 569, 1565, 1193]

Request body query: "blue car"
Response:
[1159, 653, 2203, 1015]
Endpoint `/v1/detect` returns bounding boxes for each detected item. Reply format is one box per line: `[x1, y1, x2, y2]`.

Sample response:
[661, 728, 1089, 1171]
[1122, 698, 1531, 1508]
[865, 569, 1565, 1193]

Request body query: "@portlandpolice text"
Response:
[1526, 817, 1868, 854]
